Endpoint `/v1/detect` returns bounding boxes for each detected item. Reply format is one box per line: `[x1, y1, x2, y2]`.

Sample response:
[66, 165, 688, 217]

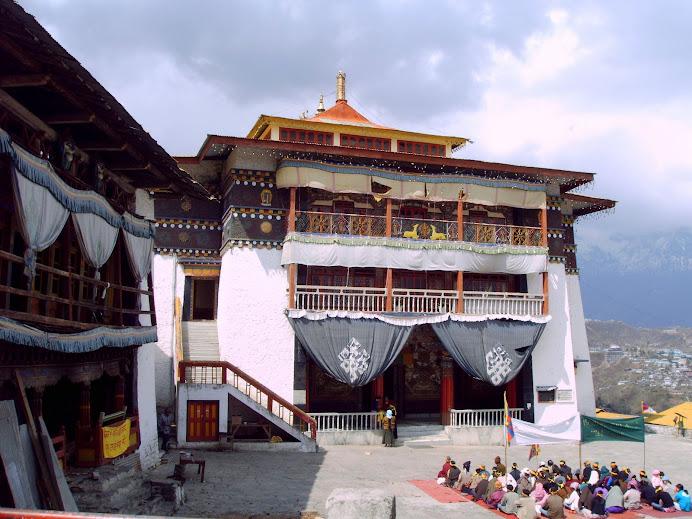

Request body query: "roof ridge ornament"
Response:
[336, 70, 346, 102]
[317, 93, 325, 113]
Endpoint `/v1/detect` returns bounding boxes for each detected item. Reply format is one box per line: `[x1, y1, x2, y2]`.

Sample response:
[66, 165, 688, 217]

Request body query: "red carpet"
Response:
[408, 480, 469, 503]
[636, 506, 692, 518]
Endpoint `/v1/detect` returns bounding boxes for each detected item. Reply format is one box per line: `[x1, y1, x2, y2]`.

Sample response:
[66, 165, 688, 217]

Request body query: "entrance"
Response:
[183, 277, 218, 320]
[187, 400, 219, 441]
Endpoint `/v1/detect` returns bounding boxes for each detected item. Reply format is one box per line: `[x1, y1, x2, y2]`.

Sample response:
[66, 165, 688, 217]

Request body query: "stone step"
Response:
[395, 424, 446, 438]
[182, 320, 220, 361]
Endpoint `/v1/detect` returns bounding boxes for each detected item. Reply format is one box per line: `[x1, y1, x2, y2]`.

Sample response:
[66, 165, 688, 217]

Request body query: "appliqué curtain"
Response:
[431, 319, 546, 386]
[122, 212, 154, 281]
[11, 167, 70, 279]
[287, 315, 415, 386]
[72, 212, 119, 280]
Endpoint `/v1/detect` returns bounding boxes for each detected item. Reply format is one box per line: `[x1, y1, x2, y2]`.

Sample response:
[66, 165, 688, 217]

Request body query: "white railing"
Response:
[294, 286, 544, 316]
[450, 408, 523, 428]
[310, 412, 379, 431]
[462, 292, 544, 316]
[295, 285, 387, 312]
[392, 288, 458, 313]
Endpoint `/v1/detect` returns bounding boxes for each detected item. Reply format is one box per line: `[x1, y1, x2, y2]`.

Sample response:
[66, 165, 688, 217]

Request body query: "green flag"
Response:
[580, 415, 645, 443]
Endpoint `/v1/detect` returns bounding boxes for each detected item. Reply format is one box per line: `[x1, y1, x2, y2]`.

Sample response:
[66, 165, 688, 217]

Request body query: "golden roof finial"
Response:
[336, 70, 346, 102]
[317, 93, 325, 113]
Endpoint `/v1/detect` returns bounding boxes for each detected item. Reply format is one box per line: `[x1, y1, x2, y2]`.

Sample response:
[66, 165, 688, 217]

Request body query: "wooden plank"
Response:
[13, 369, 63, 510]
[0, 74, 51, 88]
[0, 88, 58, 140]
[39, 417, 78, 512]
[0, 401, 36, 508]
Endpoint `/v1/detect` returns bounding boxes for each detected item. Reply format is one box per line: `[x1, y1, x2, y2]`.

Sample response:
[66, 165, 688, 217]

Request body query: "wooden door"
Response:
[187, 401, 219, 442]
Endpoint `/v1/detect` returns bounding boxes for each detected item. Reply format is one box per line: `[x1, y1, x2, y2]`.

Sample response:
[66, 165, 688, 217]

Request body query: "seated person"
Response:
[444, 460, 461, 488]
[623, 481, 642, 510]
[487, 481, 506, 509]
[604, 483, 624, 514]
[437, 456, 452, 479]
[674, 484, 691, 512]
[651, 486, 676, 513]
[499, 484, 521, 515]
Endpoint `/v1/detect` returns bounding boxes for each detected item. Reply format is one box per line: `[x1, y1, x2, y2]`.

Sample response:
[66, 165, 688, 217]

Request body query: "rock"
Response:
[91, 471, 100, 480]
[325, 488, 395, 519]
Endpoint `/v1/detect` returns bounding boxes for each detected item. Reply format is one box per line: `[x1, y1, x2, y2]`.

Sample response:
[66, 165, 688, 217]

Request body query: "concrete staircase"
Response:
[182, 320, 219, 361]
[397, 423, 452, 447]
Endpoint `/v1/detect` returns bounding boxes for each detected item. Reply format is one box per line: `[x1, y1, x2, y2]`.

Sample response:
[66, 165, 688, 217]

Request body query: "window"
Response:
[397, 140, 446, 157]
[340, 133, 391, 151]
[537, 386, 557, 403]
[279, 127, 333, 145]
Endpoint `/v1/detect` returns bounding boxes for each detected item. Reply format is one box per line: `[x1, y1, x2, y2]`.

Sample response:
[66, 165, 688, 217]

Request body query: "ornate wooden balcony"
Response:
[293, 285, 545, 316]
[294, 211, 543, 246]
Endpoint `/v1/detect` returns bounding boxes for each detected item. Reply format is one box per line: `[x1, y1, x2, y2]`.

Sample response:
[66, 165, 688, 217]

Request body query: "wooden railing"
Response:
[295, 285, 387, 312]
[178, 360, 317, 441]
[392, 288, 458, 313]
[293, 286, 545, 316]
[462, 291, 544, 316]
[449, 408, 523, 427]
[294, 211, 544, 246]
[0, 249, 154, 330]
[309, 412, 379, 432]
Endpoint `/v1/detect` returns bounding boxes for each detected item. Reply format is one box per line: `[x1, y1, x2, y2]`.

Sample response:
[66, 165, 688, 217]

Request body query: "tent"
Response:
[643, 402, 692, 430]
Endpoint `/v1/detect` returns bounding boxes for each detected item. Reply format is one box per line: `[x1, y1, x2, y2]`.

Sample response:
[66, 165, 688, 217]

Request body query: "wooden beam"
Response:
[0, 88, 58, 140]
[43, 112, 96, 124]
[0, 73, 51, 88]
[79, 141, 127, 152]
[109, 161, 151, 171]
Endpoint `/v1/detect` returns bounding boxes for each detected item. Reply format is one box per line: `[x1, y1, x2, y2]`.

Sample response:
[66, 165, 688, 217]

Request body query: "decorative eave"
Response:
[563, 193, 617, 217]
[175, 135, 596, 190]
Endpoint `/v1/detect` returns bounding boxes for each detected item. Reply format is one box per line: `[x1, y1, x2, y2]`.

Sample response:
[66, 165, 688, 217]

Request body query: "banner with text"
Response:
[102, 418, 131, 458]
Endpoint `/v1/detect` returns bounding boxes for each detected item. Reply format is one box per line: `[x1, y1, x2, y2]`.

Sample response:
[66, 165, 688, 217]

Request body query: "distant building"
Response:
[605, 345, 626, 363]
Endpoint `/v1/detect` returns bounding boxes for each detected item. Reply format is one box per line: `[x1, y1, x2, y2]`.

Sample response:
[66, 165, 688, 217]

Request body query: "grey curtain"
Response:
[431, 319, 546, 386]
[288, 316, 414, 386]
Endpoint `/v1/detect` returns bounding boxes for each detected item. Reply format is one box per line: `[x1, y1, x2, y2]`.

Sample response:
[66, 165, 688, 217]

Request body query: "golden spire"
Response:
[336, 70, 346, 102]
[317, 93, 325, 113]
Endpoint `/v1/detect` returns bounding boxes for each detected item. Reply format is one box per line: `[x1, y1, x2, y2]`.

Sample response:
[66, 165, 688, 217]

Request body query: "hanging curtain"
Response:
[122, 212, 154, 281]
[11, 167, 70, 280]
[287, 315, 415, 386]
[71, 212, 119, 280]
[431, 319, 546, 386]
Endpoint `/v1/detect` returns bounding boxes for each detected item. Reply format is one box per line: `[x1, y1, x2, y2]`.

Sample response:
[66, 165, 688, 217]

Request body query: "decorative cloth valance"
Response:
[287, 315, 414, 386]
[276, 159, 547, 209]
[281, 233, 548, 274]
[1, 128, 155, 283]
[430, 319, 546, 386]
[287, 311, 550, 386]
[0, 316, 157, 353]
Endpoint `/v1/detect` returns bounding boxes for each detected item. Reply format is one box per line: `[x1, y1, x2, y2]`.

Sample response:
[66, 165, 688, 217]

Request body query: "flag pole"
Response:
[578, 441, 582, 474]
[504, 391, 508, 470]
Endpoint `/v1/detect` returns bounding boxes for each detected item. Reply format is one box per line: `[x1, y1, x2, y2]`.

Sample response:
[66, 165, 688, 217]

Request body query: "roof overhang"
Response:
[563, 193, 617, 217]
[176, 134, 596, 190]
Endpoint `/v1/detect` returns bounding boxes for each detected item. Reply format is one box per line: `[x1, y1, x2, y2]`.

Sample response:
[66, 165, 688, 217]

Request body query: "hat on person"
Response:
[593, 462, 600, 468]
[539, 461, 546, 467]
[570, 482, 579, 489]
[482, 473, 489, 479]
[495, 481, 503, 488]
[611, 461, 617, 466]
[512, 462, 518, 469]
[596, 489, 604, 496]
[584, 461, 591, 466]
[653, 470, 661, 475]
[655, 486, 663, 493]
[446, 456, 451, 461]
[662, 476, 670, 482]
[559, 460, 566, 465]
[522, 488, 531, 496]
[451, 461, 457, 466]
[479, 464, 486, 470]
[463, 461, 471, 470]
[640, 471, 647, 477]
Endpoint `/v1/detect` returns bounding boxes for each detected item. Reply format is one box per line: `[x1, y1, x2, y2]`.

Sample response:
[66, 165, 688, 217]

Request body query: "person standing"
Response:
[158, 407, 174, 452]
[382, 409, 395, 447]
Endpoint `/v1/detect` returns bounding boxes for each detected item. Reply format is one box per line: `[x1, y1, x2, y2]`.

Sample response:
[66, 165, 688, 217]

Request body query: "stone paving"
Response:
[147, 433, 692, 519]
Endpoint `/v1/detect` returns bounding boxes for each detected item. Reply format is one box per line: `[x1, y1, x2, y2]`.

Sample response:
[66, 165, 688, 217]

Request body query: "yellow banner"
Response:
[102, 419, 131, 459]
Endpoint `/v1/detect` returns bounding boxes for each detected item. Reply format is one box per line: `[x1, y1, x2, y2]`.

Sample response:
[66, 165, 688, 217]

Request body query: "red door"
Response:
[187, 401, 219, 441]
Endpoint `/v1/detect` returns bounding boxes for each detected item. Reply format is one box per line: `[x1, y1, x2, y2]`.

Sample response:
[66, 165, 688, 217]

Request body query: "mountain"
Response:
[577, 229, 692, 327]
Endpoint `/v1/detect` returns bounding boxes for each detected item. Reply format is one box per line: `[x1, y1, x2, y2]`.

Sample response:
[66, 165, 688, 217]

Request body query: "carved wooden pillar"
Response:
[541, 205, 549, 315]
[79, 382, 91, 428]
[386, 199, 393, 312]
[457, 197, 464, 313]
[288, 187, 297, 308]
[440, 356, 454, 425]
[114, 376, 125, 413]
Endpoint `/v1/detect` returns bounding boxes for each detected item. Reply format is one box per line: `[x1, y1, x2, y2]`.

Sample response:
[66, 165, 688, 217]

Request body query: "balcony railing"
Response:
[293, 286, 544, 316]
[310, 412, 379, 432]
[450, 408, 523, 427]
[294, 211, 543, 246]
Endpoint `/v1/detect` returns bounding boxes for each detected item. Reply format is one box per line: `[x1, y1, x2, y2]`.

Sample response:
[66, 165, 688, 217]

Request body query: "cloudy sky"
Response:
[19, 0, 692, 252]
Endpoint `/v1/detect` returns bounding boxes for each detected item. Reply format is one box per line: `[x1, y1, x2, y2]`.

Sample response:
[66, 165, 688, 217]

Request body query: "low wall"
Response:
[447, 426, 505, 446]
[317, 430, 383, 445]
[645, 424, 690, 438]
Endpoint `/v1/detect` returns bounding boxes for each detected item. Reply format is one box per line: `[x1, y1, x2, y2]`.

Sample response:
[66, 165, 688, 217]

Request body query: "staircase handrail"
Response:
[178, 360, 317, 440]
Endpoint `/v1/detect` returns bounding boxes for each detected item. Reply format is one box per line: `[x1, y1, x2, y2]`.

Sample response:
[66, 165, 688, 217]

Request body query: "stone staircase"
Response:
[182, 320, 220, 361]
[397, 423, 452, 447]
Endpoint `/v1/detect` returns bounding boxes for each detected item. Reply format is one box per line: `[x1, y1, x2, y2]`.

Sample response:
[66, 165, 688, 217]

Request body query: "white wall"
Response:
[217, 247, 295, 403]
[176, 384, 227, 446]
[567, 275, 597, 417]
[134, 189, 162, 468]
[531, 263, 579, 424]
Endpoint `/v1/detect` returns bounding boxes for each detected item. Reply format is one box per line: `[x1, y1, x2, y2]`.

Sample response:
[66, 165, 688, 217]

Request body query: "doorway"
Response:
[183, 277, 218, 321]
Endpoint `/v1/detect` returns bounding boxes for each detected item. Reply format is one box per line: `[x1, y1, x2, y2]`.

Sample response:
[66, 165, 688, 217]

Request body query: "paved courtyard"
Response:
[149, 433, 692, 518]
